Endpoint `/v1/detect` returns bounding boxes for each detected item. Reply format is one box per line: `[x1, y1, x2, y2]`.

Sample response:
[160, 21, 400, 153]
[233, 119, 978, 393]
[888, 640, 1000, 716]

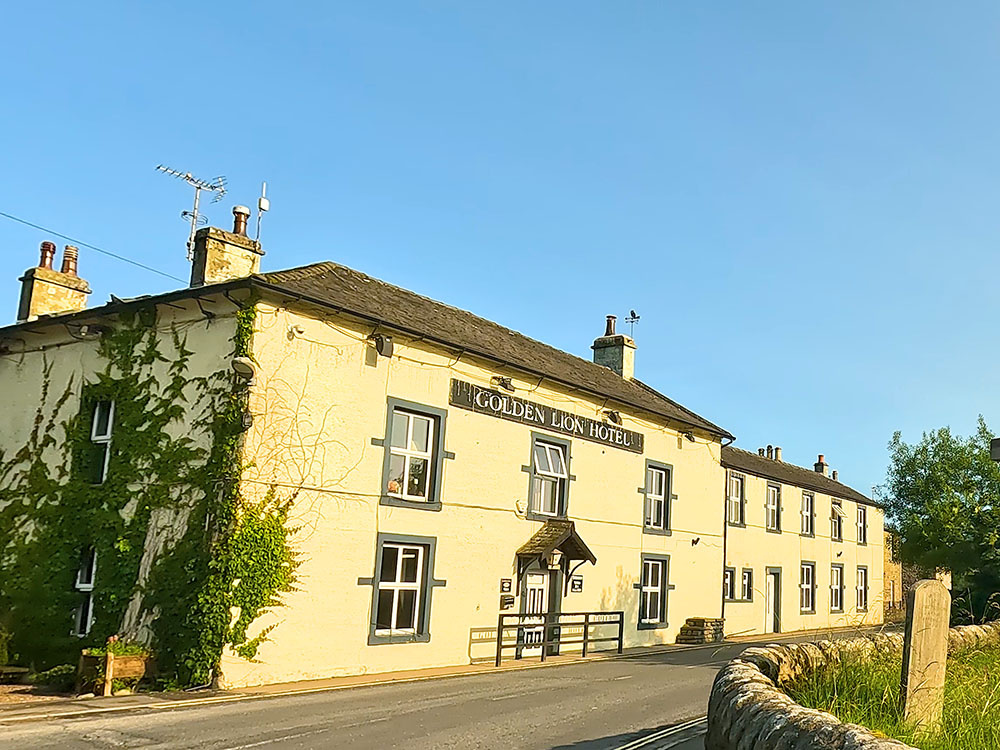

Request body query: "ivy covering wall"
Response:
[0, 303, 297, 687]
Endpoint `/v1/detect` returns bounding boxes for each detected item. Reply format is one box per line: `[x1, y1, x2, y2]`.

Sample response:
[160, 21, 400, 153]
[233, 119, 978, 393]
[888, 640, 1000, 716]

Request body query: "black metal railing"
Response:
[494, 611, 624, 666]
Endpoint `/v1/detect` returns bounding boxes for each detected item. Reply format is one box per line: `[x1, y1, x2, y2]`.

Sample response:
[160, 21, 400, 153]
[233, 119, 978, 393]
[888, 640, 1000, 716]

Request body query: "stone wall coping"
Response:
[706, 622, 1000, 750]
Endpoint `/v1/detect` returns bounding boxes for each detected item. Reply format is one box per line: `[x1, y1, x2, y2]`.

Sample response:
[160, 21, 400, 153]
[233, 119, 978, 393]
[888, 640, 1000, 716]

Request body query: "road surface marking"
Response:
[612, 716, 707, 750]
[215, 717, 389, 750]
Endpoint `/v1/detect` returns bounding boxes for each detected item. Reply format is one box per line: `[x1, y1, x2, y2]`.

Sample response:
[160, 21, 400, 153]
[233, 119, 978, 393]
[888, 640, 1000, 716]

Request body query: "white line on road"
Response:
[612, 716, 707, 750]
[215, 716, 389, 750]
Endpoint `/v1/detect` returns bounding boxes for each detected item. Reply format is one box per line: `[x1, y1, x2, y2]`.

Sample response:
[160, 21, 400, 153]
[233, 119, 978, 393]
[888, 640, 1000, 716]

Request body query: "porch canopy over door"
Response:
[515, 519, 597, 592]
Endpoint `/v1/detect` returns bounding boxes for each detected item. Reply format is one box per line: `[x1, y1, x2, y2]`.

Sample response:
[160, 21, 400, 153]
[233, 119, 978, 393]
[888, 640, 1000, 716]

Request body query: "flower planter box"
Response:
[77, 650, 154, 696]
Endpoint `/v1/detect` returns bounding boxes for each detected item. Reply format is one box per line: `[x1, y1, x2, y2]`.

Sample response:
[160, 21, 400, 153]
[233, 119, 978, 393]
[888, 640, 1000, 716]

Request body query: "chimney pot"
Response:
[832, 469, 839, 481]
[758, 448, 765, 457]
[774, 446, 782, 462]
[766, 445, 773, 459]
[814, 454, 828, 475]
[232, 205, 251, 237]
[61, 245, 79, 277]
[18, 244, 90, 322]
[39, 241, 56, 270]
[591, 315, 636, 379]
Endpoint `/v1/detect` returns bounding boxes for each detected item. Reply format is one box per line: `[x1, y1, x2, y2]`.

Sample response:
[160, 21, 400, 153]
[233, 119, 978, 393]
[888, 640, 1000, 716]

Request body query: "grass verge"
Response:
[786, 643, 1000, 749]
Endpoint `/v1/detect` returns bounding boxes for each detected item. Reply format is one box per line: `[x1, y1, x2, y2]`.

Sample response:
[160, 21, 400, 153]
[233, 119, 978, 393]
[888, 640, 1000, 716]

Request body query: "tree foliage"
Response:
[885, 417, 1000, 621]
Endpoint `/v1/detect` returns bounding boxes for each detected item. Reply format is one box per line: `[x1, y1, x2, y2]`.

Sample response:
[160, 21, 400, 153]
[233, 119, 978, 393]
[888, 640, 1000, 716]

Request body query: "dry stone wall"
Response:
[706, 622, 1000, 750]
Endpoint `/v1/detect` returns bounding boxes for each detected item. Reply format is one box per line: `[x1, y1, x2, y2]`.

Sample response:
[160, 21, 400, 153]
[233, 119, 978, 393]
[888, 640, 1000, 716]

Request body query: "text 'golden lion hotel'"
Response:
[2, 220, 884, 688]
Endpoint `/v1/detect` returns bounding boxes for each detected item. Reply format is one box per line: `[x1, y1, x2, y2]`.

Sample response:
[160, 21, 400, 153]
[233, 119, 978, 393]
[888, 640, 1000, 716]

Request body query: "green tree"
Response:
[885, 417, 1000, 622]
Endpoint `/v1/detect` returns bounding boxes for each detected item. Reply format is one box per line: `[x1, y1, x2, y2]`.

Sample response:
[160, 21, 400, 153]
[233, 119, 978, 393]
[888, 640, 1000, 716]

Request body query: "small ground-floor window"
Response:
[830, 564, 844, 612]
[361, 534, 445, 644]
[73, 546, 97, 636]
[740, 569, 753, 602]
[376, 544, 424, 634]
[639, 555, 670, 628]
[723, 568, 736, 601]
[799, 562, 816, 613]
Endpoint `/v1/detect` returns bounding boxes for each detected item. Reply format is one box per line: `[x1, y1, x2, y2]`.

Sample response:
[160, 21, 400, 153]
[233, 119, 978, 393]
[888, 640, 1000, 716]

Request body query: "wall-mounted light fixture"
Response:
[231, 356, 257, 383]
[369, 334, 393, 358]
[691, 537, 701, 546]
[683, 431, 696, 442]
[491, 375, 515, 392]
[67, 323, 111, 340]
[288, 324, 305, 338]
[603, 410, 622, 425]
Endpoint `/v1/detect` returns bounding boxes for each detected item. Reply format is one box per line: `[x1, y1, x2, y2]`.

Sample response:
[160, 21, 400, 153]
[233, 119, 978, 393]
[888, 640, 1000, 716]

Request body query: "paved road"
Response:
[0, 632, 876, 750]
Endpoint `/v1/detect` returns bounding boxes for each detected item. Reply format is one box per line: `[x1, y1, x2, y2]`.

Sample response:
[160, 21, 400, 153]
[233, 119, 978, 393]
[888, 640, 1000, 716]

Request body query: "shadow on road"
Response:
[550, 725, 663, 749]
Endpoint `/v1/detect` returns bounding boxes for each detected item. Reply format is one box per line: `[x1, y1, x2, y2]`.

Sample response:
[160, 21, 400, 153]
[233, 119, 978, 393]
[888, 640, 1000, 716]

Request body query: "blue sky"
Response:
[2, 2, 999, 496]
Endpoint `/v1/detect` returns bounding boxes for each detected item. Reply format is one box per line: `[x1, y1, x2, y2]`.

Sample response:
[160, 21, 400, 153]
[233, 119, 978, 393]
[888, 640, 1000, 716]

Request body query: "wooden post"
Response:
[102, 650, 114, 697]
[900, 579, 951, 730]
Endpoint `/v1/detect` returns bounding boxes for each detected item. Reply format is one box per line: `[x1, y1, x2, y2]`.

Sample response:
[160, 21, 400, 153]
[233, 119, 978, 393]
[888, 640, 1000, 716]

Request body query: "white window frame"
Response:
[531, 440, 568, 516]
[387, 410, 436, 502]
[640, 559, 666, 625]
[800, 492, 814, 536]
[723, 568, 736, 601]
[800, 562, 816, 612]
[645, 466, 669, 531]
[766, 484, 781, 532]
[727, 473, 745, 526]
[90, 400, 115, 483]
[741, 569, 753, 601]
[831, 500, 845, 541]
[857, 506, 868, 545]
[72, 547, 97, 637]
[857, 567, 869, 611]
[830, 564, 844, 612]
[374, 543, 425, 635]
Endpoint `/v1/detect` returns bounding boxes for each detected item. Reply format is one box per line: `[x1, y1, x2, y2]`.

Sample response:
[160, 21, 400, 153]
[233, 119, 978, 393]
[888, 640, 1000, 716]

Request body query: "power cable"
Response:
[0, 210, 186, 283]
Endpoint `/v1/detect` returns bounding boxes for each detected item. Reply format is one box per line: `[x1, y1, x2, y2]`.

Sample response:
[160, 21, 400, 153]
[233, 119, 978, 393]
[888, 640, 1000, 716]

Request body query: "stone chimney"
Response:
[189, 206, 265, 287]
[17, 243, 92, 322]
[774, 446, 782, 462]
[832, 469, 839, 481]
[814, 454, 829, 476]
[766, 445, 773, 459]
[591, 315, 636, 379]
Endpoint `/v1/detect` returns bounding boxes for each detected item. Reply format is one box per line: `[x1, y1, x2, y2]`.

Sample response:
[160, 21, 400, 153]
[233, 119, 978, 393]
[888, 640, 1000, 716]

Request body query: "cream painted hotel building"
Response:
[0, 213, 885, 688]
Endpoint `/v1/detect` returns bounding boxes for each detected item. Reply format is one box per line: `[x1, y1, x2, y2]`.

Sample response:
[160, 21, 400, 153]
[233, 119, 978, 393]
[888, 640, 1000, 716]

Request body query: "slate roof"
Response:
[516, 520, 597, 564]
[255, 262, 732, 439]
[721, 446, 879, 508]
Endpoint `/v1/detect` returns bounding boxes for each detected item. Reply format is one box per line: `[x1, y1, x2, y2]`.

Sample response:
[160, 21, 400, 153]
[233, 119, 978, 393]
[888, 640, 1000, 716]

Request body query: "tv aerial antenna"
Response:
[625, 309, 640, 337]
[155, 165, 227, 259]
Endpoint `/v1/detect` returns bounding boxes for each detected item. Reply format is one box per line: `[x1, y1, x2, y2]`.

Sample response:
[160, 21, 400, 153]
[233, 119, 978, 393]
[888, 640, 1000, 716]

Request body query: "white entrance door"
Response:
[765, 570, 780, 634]
[522, 572, 549, 657]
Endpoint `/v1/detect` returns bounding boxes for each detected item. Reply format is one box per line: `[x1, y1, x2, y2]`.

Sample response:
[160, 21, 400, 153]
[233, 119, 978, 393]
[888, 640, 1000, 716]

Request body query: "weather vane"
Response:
[625, 309, 640, 337]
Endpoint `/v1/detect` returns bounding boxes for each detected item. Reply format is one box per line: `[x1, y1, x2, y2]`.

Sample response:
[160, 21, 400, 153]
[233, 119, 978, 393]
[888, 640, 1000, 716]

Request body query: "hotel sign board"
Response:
[449, 379, 644, 454]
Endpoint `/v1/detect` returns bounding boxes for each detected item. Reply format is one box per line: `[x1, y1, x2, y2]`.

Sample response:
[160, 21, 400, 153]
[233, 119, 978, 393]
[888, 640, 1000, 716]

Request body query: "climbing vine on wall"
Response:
[0, 302, 298, 686]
